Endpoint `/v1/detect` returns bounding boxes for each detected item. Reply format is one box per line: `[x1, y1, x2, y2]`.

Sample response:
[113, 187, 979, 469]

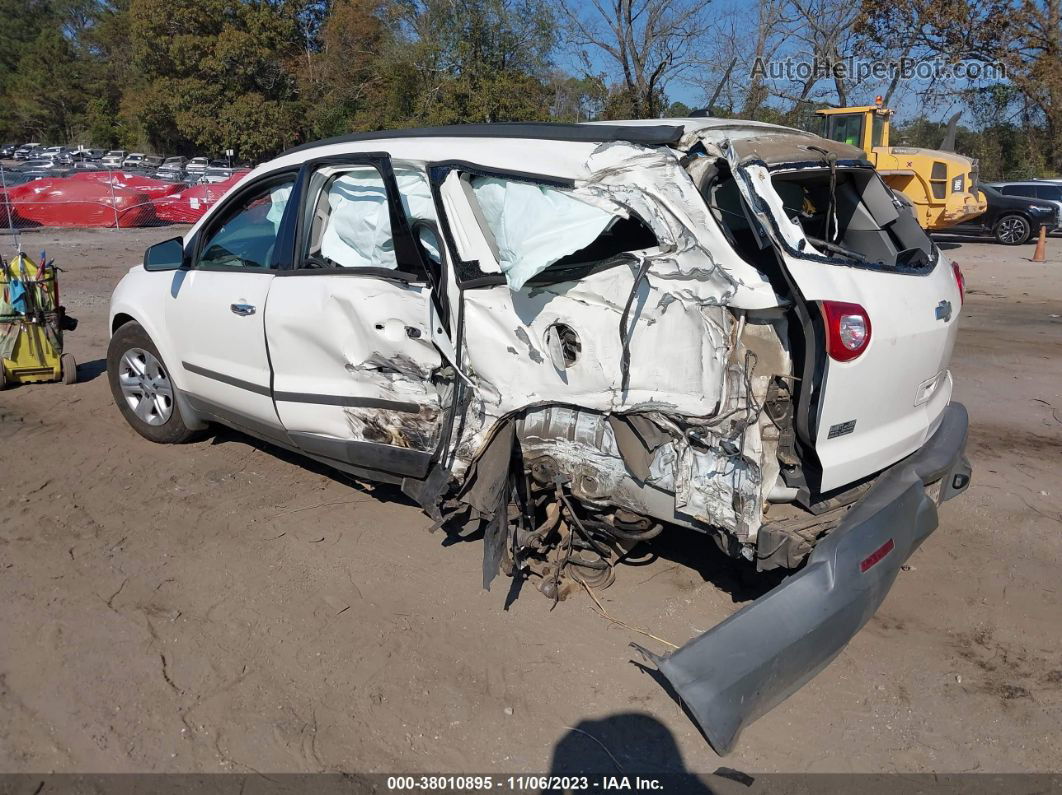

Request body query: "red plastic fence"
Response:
[152, 172, 249, 224]
[0, 170, 250, 229]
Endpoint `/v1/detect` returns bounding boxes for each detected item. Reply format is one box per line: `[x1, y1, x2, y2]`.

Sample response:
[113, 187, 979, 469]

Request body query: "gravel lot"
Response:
[0, 226, 1059, 775]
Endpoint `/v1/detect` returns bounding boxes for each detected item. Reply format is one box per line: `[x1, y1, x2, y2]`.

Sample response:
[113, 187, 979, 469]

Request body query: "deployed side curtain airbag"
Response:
[320, 167, 398, 269]
[319, 167, 439, 269]
[470, 177, 617, 290]
[395, 168, 441, 261]
[266, 183, 292, 231]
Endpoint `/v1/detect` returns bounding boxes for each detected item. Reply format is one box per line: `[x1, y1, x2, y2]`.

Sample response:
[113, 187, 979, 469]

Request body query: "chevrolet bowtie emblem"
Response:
[935, 300, 953, 322]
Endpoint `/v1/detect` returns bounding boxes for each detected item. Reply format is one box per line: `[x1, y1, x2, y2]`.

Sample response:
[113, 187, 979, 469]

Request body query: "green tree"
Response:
[0, 0, 50, 85]
[408, 0, 559, 124]
[298, 0, 397, 137]
[0, 0, 57, 141]
[665, 100, 691, 117]
[128, 0, 304, 160]
[6, 26, 86, 143]
[858, 0, 1062, 174]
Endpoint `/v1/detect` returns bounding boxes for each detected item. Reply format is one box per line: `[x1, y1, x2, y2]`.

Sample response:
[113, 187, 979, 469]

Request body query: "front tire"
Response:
[107, 322, 195, 444]
[994, 214, 1032, 245]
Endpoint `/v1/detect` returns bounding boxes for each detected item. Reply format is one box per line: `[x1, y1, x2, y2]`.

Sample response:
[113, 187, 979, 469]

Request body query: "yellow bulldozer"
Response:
[814, 99, 986, 230]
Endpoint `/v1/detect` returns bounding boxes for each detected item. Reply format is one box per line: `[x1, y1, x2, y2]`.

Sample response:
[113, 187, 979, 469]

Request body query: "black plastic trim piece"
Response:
[179, 391, 407, 484]
[181, 362, 272, 397]
[273, 392, 420, 412]
[182, 393, 288, 444]
[282, 123, 685, 156]
[273, 266, 422, 282]
[288, 432, 432, 479]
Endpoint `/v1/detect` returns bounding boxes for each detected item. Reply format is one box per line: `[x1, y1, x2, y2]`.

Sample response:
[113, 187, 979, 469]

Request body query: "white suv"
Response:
[121, 152, 146, 170]
[107, 119, 971, 752]
[101, 150, 128, 168]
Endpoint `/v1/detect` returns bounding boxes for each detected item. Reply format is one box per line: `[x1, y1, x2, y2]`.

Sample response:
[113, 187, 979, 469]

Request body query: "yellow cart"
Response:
[0, 251, 77, 389]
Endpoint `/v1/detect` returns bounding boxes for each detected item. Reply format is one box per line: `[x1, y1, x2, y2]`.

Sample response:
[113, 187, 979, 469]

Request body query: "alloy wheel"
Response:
[998, 216, 1030, 244]
[118, 347, 174, 426]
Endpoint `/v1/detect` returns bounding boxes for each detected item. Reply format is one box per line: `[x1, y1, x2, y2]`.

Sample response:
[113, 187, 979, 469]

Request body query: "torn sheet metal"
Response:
[578, 142, 779, 310]
[438, 140, 793, 545]
[449, 145, 766, 451]
[452, 263, 732, 470]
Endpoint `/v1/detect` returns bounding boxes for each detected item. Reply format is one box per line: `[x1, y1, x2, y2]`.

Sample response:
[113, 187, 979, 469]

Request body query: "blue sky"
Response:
[554, 0, 998, 125]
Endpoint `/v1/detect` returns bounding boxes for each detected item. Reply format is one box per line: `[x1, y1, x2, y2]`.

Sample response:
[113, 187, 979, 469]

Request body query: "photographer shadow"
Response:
[545, 713, 715, 792]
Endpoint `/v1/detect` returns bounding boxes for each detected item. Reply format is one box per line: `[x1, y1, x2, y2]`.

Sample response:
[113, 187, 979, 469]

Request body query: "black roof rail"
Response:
[281, 122, 686, 156]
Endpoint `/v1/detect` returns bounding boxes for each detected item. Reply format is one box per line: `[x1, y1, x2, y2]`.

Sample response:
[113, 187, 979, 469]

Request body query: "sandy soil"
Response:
[0, 226, 1059, 775]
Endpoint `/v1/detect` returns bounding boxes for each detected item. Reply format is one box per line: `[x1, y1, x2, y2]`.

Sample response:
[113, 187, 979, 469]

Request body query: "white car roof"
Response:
[254, 118, 823, 185]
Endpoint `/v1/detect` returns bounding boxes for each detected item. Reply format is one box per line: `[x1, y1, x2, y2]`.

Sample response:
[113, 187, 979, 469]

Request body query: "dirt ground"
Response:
[0, 225, 1059, 776]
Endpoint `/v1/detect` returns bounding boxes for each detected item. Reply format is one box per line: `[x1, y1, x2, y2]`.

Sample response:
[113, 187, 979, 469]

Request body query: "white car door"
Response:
[167, 171, 298, 439]
[265, 155, 454, 480]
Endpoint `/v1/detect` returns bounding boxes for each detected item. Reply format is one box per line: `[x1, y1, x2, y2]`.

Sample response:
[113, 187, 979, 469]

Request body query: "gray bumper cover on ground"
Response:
[640, 402, 972, 754]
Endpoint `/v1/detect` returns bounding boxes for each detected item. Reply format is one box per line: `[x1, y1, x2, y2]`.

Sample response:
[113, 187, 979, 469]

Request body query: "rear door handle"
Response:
[230, 303, 256, 316]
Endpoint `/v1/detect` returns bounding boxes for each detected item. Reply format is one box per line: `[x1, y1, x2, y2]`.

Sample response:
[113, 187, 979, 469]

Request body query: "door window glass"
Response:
[197, 178, 294, 269]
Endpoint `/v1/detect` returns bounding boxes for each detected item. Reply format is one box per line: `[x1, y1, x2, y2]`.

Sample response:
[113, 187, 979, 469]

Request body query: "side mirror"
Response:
[144, 237, 185, 272]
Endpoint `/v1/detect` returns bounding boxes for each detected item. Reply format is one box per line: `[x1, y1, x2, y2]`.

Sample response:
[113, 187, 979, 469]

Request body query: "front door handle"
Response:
[230, 303, 256, 316]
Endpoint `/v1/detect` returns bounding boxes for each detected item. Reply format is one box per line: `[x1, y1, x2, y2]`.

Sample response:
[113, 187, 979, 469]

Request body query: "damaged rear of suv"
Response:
[108, 118, 971, 753]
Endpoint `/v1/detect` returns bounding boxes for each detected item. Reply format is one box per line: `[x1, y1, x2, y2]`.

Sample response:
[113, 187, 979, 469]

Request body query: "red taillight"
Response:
[952, 261, 965, 305]
[822, 301, 871, 362]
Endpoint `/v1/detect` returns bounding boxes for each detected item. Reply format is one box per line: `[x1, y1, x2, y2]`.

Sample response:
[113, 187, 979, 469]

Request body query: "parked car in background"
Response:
[14, 160, 69, 180]
[122, 153, 146, 170]
[989, 181, 1062, 230]
[72, 148, 106, 162]
[13, 143, 42, 161]
[0, 144, 18, 158]
[0, 170, 35, 187]
[102, 150, 128, 168]
[73, 160, 104, 172]
[198, 166, 233, 184]
[39, 146, 72, 164]
[141, 155, 163, 171]
[17, 158, 61, 171]
[947, 184, 1058, 244]
[156, 157, 187, 181]
[185, 157, 210, 177]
